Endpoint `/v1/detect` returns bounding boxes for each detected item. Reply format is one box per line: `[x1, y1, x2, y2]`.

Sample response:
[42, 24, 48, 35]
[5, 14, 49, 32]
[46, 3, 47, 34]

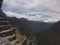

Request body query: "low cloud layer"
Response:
[5, 11, 55, 22]
[2, 0, 60, 22]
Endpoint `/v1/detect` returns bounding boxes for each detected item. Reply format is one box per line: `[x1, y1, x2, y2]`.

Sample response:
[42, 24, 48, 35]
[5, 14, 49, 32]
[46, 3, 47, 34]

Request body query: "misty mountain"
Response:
[7, 17, 54, 37]
[7, 17, 60, 45]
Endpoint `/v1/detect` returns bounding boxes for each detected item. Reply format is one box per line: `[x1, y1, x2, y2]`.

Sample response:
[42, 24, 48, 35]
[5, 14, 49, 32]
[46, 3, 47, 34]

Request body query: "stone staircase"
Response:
[0, 0, 20, 45]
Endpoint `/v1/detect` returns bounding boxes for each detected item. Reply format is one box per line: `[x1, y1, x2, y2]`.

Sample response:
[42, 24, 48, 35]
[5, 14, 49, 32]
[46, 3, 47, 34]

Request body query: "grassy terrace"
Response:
[12, 25, 25, 43]
[16, 28, 25, 43]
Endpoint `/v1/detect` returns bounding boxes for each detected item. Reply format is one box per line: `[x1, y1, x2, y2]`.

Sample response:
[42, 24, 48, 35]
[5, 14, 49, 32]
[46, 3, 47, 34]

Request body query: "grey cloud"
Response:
[2, 0, 60, 21]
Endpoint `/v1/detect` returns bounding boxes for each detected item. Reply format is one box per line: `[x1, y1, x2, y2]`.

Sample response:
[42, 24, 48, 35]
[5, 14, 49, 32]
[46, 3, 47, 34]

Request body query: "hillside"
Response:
[36, 21, 60, 45]
[7, 17, 60, 45]
[7, 17, 54, 37]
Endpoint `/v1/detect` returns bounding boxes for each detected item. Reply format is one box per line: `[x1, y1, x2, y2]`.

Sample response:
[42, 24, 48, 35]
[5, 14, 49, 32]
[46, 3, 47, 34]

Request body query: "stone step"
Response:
[0, 24, 11, 27]
[0, 21, 10, 25]
[0, 25, 11, 30]
[0, 28, 13, 33]
[0, 21, 9, 22]
[0, 28, 15, 37]
[11, 39, 19, 44]
[5, 34, 15, 39]
[8, 35, 16, 41]
[0, 18, 8, 21]
[2, 29, 15, 36]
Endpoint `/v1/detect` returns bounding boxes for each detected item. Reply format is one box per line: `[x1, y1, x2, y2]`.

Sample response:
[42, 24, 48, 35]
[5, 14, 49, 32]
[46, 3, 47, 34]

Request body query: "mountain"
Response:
[7, 17, 60, 45]
[36, 21, 60, 45]
[7, 17, 54, 37]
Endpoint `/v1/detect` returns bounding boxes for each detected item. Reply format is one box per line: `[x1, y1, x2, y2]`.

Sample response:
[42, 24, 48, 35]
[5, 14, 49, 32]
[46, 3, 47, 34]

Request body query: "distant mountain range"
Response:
[7, 17, 60, 45]
[7, 17, 54, 36]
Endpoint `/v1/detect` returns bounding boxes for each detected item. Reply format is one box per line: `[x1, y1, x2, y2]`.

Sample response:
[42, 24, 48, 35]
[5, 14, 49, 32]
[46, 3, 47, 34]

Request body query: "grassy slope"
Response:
[11, 25, 25, 43]
[16, 29, 25, 43]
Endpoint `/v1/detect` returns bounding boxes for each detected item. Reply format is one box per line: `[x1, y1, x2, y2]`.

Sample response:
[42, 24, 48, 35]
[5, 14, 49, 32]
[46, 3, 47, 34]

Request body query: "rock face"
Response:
[0, 0, 20, 45]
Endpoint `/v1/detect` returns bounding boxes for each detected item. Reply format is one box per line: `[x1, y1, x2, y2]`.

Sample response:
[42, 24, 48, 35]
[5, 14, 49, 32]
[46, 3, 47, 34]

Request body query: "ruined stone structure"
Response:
[0, 0, 20, 45]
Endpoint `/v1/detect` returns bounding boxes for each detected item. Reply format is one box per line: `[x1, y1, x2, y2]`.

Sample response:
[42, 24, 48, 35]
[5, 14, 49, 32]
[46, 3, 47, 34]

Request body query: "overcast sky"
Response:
[2, 0, 60, 22]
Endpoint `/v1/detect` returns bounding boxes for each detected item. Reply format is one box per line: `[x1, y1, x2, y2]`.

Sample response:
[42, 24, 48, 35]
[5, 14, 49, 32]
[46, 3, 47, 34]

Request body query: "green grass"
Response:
[11, 25, 25, 43]
[16, 29, 25, 43]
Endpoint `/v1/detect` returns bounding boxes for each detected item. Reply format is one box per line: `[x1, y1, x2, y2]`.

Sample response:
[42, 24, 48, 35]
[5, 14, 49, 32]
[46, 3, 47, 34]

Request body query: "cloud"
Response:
[4, 11, 26, 18]
[2, 0, 59, 13]
[4, 11, 56, 22]
[2, 0, 60, 22]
